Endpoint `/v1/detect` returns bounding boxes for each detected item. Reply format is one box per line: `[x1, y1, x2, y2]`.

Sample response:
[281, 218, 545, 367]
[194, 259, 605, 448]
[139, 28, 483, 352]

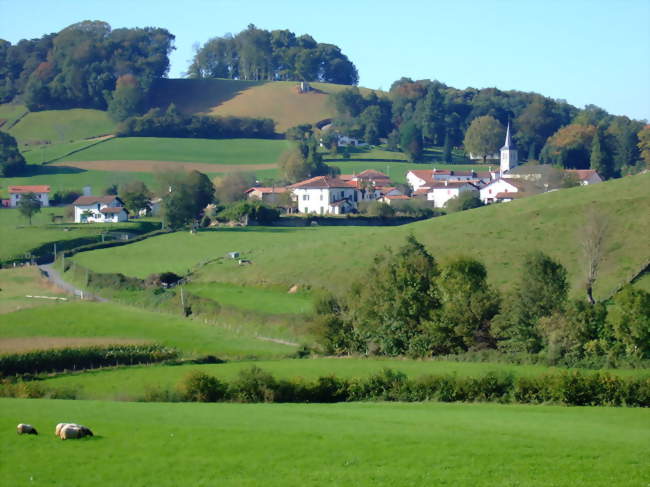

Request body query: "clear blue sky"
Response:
[1, 0, 649, 120]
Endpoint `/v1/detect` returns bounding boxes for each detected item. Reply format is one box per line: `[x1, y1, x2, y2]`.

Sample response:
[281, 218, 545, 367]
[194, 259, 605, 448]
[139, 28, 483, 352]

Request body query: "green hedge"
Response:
[177, 367, 650, 407]
[0, 344, 179, 376]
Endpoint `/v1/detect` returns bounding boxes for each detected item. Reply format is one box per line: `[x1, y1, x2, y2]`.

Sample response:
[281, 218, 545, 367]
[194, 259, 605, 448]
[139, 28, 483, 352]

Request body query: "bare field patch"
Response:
[51, 160, 277, 173]
[0, 337, 152, 354]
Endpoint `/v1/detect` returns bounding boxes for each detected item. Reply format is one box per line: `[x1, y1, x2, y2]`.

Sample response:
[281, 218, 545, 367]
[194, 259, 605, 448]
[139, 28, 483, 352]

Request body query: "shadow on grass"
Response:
[22, 164, 87, 176]
[198, 226, 303, 234]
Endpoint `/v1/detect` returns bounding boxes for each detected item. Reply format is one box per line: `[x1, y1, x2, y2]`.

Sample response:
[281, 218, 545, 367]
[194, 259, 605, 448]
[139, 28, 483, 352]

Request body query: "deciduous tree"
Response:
[463, 115, 505, 163]
[17, 192, 41, 225]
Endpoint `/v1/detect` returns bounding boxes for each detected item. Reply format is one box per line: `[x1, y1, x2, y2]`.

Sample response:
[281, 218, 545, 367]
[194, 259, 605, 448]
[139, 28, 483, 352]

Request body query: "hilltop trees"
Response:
[1, 21, 174, 110]
[188, 25, 358, 84]
[0, 132, 26, 176]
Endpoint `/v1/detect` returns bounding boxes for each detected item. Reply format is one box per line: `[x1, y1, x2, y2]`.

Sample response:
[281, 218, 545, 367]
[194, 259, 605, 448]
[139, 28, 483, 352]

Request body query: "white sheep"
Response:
[57, 423, 94, 440]
[16, 423, 38, 435]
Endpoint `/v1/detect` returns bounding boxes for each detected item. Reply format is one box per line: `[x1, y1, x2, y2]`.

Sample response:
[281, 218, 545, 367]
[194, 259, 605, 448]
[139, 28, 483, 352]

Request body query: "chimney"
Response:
[83, 186, 92, 196]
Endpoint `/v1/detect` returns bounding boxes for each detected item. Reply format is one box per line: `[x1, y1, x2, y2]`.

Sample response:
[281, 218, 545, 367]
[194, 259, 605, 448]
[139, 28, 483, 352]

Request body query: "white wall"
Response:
[10, 192, 49, 208]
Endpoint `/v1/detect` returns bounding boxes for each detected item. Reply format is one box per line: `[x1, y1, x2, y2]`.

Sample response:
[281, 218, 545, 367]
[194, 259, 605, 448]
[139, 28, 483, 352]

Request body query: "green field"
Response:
[7, 108, 115, 144]
[0, 267, 67, 315]
[0, 301, 295, 359]
[37, 357, 649, 401]
[59, 137, 291, 165]
[69, 174, 650, 300]
[183, 282, 312, 315]
[0, 103, 28, 129]
[19, 139, 108, 165]
[1, 398, 648, 486]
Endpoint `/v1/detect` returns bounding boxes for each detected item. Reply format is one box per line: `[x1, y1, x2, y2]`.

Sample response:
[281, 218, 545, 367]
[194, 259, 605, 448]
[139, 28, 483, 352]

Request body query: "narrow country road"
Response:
[38, 262, 108, 303]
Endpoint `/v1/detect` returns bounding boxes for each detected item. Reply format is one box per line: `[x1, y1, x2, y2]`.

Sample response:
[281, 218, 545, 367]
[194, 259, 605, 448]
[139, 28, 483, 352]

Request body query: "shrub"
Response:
[181, 371, 227, 402]
[348, 368, 408, 401]
[229, 366, 278, 403]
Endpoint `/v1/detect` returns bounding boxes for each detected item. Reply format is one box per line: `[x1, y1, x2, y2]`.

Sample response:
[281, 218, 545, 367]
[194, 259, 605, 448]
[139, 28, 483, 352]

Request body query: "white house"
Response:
[9, 185, 50, 208]
[72, 195, 129, 223]
[565, 169, 603, 185]
[289, 176, 360, 215]
[426, 181, 479, 208]
[479, 179, 525, 204]
[406, 169, 492, 192]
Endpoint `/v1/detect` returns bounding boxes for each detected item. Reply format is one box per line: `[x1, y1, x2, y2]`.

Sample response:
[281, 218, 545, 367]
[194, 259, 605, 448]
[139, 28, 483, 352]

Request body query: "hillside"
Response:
[69, 173, 650, 300]
[150, 78, 378, 132]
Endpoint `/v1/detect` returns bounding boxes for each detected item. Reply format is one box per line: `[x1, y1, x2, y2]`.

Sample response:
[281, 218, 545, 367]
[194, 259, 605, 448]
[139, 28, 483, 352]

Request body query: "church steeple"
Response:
[500, 121, 518, 175]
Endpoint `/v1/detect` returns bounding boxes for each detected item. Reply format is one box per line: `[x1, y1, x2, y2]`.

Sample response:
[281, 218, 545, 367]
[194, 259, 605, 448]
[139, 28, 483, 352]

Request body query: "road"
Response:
[38, 263, 108, 302]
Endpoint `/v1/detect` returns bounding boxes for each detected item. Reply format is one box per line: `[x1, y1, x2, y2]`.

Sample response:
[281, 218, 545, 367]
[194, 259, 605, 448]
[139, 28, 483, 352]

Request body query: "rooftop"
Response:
[9, 185, 51, 194]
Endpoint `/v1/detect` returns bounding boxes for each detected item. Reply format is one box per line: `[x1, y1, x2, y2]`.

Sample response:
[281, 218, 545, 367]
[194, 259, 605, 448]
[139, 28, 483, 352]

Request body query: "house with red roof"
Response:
[565, 169, 602, 185]
[289, 176, 359, 214]
[8, 185, 50, 208]
[72, 195, 129, 223]
[244, 186, 288, 205]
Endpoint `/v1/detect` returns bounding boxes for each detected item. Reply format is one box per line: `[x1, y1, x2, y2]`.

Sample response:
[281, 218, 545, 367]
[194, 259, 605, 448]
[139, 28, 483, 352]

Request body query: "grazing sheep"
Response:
[16, 424, 38, 435]
[57, 423, 93, 440]
[55, 423, 68, 437]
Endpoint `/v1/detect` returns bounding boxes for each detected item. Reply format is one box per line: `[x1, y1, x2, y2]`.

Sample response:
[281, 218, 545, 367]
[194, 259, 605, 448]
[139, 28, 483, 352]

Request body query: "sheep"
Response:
[57, 423, 94, 440]
[16, 423, 38, 435]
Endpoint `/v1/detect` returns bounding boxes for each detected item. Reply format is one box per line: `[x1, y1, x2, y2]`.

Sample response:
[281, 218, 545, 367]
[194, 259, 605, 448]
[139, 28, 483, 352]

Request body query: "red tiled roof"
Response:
[9, 185, 50, 194]
[100, 206, 128, 214]
[245, 187, 287, 194]
[356, 169, 390, 179]
[428, 181, 478, 189]
[413, 188, 430, 195]
[385, 194, 410, 200]
[73, 195, 122, 206]
[565, 169, 600, 180]
[289, 176, 355, 189]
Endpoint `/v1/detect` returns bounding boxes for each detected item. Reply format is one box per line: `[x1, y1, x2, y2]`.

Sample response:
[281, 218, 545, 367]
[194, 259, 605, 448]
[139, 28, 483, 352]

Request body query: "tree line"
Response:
[314, 235, 649, 366]
[188, 24, 358, 85]
[329, 80, 649, 176]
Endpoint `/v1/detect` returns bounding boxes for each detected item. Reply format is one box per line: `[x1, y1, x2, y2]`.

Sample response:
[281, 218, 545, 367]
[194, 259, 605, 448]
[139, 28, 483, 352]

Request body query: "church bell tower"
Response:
[500, 122, 518, 175]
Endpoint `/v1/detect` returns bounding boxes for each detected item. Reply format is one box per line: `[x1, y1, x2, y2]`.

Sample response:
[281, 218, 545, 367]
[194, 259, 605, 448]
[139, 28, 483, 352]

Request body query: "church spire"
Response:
[501, 121, 515, 150]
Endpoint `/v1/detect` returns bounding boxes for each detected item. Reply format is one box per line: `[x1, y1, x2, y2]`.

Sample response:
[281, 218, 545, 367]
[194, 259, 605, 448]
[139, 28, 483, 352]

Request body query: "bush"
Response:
[217, 200, 280, 225]
[229, 366, 278, 403]
[181, 371, 227, 402]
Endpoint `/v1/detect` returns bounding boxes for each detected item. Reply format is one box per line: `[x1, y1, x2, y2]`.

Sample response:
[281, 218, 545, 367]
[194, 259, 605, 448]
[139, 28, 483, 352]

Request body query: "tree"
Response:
[349, 235, 440, 355]
[492, 252, 568, 352]
[0, 132, 26, 176]
[589, 127, 610, 178]
[444, 192, 483, 213]
[463, 116, 505, 163]
[214, 172, 256, 204]
[399, 121, 423, 162]
[540, 124, 596, 169]
[638, 125, 650, 168]
[159, 170, 215, 230]
[119, 181, 152, 215]
[442, 131, 452, 162]
[278, 139, 337, 183]
[107, 74, 145, 122]
[608, 286, 650, 358]
[428, 257, 500, 353]
[580, 209, 608, 304]
[17, 192, 41, 225]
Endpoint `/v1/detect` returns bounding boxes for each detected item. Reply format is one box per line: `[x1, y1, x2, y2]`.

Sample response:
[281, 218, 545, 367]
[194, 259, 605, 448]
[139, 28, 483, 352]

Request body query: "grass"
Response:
[0, 208, 154, 263]
[0, 103, 28, 129]
[183, 282, 312, 315]
[69, 173, 650, 300]
[7, 108, 115, 145]
[20, 139, 108, 165]
[0, 301, 295, 359]
[0, 267, 68, 315]
[151, 78, 380, 132]
[37, 357, 650, 401]
[1, 398, 648, 486]
[59, 137, 291, 165]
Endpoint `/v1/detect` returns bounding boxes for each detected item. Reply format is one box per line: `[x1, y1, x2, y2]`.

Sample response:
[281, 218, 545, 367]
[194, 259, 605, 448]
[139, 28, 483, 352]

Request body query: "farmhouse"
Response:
[245, 186, 288, 204]
[8, 185, 50, 208]
[425, 181, 480, 208]
[479, 179, 527, 204]
[565, 169, 603, 185]
[289, 176, 359, 214]
[406, 169, 493, 192]
[72, 195, 129, 223]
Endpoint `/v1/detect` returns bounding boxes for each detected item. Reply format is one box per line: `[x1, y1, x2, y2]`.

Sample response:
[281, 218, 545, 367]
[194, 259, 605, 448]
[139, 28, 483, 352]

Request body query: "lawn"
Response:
[183, 282, 312, 315]
[38, 357, 650, 401]
[69, 173, 650, 300]
[0, 301, 295, 359]
[1, 398, 648, 486]
[7, 108, 115, 144]
[59, 137, 291, 165]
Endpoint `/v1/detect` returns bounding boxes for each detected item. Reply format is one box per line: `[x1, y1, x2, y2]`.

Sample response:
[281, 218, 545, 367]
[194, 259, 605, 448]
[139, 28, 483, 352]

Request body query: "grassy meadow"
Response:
[69, 173, 650, 300]
[37, 357, 650, 401]
[0, 267, 68, 315]
[0, 103, 28, 129]
[1, 398, 648, 486]
[6, 108, 115, 144]
[0, 301, 296, 359]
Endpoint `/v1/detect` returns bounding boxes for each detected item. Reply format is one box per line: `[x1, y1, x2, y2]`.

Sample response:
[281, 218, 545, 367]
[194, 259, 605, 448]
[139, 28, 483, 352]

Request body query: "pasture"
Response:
[7, 108, 115, 145]
[37, 357, 650, 401]
[0, 267, 67, 315]
[150, 78, 380, 132]
[69, 173, 650, 300]
[0, 301, 296, 359]
[1, 398, 648, 486]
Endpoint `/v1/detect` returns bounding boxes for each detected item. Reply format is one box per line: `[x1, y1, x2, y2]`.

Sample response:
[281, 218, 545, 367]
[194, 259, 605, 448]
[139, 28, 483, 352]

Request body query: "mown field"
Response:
[0, 301, 295, 359]
[69, 173, 650, 300]
[37, 357, 650, 401]
[151, 78, 380, 132]
[0, 267, 67, 315]
[5, 107, 115, 144]
[2, 398, 648, 486]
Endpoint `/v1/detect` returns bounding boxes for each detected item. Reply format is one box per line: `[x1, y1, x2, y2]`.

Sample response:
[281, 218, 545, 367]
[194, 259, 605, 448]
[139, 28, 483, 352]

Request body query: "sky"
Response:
[1, 0, 649, 121]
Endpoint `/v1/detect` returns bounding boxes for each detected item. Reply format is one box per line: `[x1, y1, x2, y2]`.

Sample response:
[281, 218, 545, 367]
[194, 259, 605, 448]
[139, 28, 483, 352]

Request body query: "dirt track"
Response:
[52, 160, 277, 173]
